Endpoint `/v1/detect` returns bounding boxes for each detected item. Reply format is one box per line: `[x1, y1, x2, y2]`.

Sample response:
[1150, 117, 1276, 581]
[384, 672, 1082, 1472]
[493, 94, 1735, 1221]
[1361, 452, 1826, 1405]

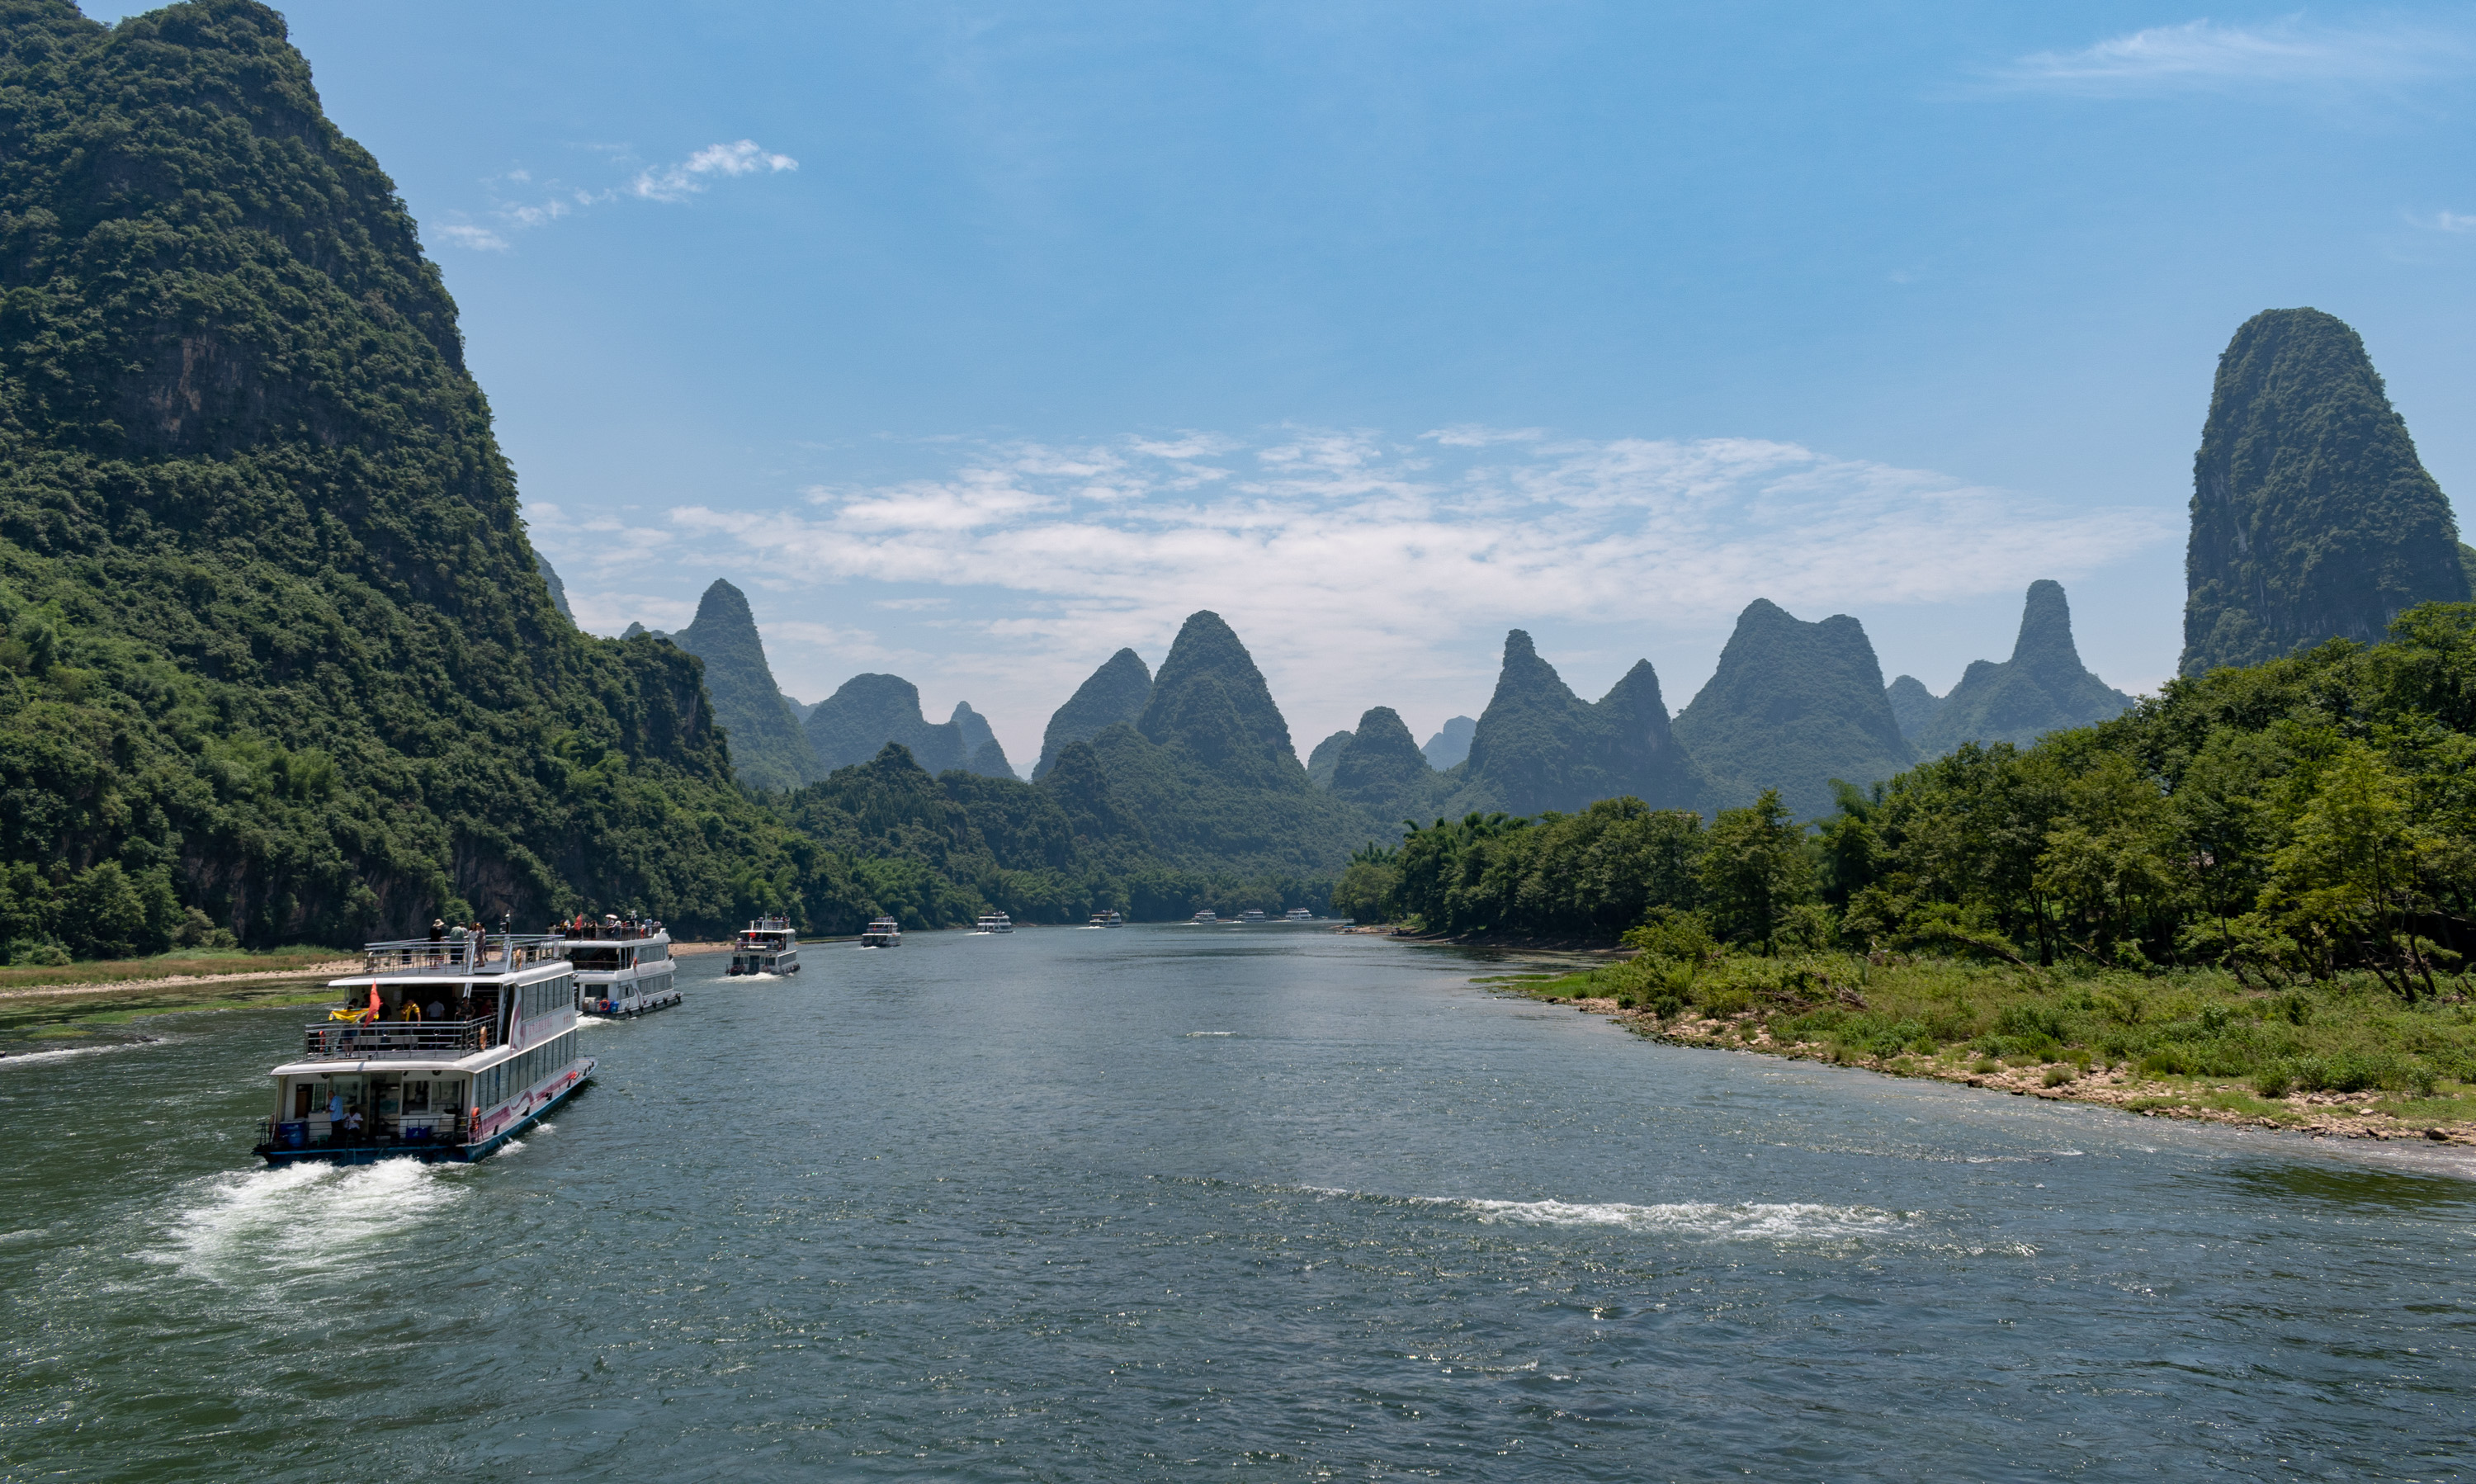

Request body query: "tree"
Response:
[1696, 789, 1815, 954]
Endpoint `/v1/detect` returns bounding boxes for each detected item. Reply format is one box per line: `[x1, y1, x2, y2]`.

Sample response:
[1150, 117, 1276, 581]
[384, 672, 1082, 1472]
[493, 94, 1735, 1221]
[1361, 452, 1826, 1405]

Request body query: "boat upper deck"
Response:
[353, 934, 574, 982]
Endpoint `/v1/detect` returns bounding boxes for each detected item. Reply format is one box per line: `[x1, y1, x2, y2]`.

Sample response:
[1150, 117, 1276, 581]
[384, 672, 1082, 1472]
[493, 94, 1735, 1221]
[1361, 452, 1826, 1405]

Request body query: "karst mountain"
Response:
[1671, 601, 1912, 820]
[671, 580, 822, 792]
[1908, 582, 2133, 754]
[805, 673, 1016, 778]
[2181, 308, 2470, 675]
[1032, 647, 1152, 779]
[1442, 631, 1703, 818]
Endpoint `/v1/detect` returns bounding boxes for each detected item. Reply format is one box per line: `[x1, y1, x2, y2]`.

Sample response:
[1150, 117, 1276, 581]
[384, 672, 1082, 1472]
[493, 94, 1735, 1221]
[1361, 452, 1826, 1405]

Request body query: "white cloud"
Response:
[651, 428, 2176, 760]
[632, 139, 800, 202]
[433, 222, 509, 253]
[1994, 18, 2459, 95]
[2420, 210, 2476, 234]
[447, 140, 798, 251]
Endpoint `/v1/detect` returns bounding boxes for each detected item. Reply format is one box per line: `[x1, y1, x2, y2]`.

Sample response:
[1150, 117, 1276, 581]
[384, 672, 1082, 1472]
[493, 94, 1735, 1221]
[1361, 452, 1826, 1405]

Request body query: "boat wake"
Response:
[163, 1158, 470, 1280]
[0, 1039, 158, 1070]
[1295, 1184, 1908, 1243]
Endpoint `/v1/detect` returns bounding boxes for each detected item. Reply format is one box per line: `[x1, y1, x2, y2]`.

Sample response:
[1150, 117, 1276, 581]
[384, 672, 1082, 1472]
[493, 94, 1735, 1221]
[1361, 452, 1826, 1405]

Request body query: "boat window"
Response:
[403, 1080, 430, 1113]
[567, 947, 622, 971]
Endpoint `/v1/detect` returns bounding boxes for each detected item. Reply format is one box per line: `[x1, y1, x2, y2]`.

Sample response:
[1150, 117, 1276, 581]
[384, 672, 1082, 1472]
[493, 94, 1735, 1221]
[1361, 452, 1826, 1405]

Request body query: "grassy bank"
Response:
[0, 947, 349, 995]
[1502, 950, 2476, 1139]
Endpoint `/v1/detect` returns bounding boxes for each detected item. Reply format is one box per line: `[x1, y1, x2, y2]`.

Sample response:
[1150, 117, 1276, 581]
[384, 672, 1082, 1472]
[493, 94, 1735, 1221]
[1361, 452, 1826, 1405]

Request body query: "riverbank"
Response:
[1497, 951, 2476, 1144]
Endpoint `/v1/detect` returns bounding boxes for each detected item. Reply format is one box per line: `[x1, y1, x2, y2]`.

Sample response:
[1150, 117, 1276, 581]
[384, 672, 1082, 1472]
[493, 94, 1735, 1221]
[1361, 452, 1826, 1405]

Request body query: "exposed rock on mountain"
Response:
[2181, 308, 2471, 675]
[1420, 716, 1477, 770]
[1032, 648, 1152, 779]
[1446, 632, 1702, 817]
[1306, 730, 1353, 788]
[536, 554, 574, 624]
[1672, 600, 1913, 820]
[671, 579, 820, 792]
[1330, 707, 1442, 822]
[1884, 676, 1942, 742]
[1915, 581, 2134, 754]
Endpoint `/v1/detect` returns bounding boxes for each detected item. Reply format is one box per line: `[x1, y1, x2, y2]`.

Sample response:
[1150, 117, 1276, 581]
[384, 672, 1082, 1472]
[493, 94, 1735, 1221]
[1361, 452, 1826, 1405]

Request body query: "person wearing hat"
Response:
[429, 918, 445, 943]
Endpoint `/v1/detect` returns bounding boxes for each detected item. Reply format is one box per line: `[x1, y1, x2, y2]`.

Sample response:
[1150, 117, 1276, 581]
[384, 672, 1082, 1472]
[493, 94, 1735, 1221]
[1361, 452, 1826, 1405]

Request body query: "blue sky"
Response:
[85, 2, 2476, 767]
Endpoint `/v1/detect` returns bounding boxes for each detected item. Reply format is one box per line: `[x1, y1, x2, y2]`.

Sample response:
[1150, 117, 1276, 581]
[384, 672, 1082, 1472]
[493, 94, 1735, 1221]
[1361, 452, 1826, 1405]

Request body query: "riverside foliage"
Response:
[1372, 604, 2476, 998]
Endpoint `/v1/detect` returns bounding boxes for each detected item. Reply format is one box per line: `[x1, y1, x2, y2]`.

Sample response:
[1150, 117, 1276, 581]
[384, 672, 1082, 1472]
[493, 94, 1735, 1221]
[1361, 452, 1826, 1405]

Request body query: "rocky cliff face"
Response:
[1915, 581, 2133, 754]
[1672, 600, 1912, 820]
[2182, 308, 2471, 675]
[1448, 632, 1703, 817]
[535, 555, 574, 624]
[1032, 647, 1152, 779]
[1420, 716, 1476, 770]
[672, 579, 820, 792]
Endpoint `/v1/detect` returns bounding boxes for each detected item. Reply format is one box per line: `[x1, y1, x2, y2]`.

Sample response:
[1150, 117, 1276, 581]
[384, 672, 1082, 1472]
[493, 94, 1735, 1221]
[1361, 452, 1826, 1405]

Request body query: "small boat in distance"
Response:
[565, 916, 682, 1012]
[976, 912, 1014, 933]
[1086, 909, 1123, 928]
[1240, 909, 1267, 923]
[860, 916, 903, 948]
[727, 915, 800, 976]
[1190, 910, 1217, 924]
[253, 933, 593, 1166]
[1284, 907, 1313, 921]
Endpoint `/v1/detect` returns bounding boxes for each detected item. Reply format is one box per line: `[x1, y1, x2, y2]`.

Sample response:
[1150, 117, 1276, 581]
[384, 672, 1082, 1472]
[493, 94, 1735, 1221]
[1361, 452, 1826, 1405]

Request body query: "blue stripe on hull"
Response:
[259, 1061, 595, 1168]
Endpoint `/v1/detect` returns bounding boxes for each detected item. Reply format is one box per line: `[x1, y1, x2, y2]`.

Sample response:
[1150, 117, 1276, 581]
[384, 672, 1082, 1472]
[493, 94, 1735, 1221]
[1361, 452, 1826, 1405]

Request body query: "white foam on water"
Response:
[1184, 1031, 1234, 1037]
[163, 1158, 469, 1280]
[1419, 1194, 1907, 1242]
[0, 1040, 152, 1070]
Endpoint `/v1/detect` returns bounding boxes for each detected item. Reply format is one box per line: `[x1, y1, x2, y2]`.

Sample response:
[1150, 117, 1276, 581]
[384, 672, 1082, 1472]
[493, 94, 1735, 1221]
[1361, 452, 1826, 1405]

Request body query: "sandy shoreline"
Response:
[1534, 992, 2476, 1146]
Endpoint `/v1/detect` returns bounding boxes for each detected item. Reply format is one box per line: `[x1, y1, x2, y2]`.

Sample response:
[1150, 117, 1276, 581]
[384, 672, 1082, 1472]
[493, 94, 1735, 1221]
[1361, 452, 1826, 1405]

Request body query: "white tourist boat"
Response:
[1284, 907, 1313, 921]
[1240, 908, 1267, 923]
[1085, 909, 1123, 928]
[1189, 909, 1217, 924]
[727, 915, 801, 976]
[254, 933, 592, 1166]
[565, 917, 681, 1011]
[860, 915, 903, 948]
[975, 911, 1014, 933]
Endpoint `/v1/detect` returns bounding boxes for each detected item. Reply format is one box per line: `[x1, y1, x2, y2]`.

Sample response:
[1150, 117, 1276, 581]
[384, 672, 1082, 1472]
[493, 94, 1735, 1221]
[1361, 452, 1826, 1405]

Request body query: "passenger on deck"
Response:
[427, 997, 447, 1021]
[343, 1107, 363, 1141]
[429, 919, 445, 943]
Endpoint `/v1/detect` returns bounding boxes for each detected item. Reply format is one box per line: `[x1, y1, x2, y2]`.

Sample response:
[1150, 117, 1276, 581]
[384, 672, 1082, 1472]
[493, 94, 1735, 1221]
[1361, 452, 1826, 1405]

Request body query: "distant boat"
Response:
[1240, 909, 1266, 923]
[1086, 909, 1123, 928]
[568, 918, 683, 1012]
[1284, 908, 1312, 921]
[860, 917, 902, 948]
[1190, 910, 1217, 924]
[725, 915, 799, 978]
[975, 912, 1013, 934]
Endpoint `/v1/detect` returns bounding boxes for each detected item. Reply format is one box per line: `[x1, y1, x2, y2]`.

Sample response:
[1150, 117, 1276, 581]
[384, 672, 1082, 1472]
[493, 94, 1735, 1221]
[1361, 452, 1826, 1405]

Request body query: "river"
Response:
[3, 924, 2471, 1480]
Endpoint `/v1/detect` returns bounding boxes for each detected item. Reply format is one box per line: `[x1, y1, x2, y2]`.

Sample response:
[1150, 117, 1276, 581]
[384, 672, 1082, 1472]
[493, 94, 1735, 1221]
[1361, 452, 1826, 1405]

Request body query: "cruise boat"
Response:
[1284, 907, 1313, 921]
[564, 917, 681, 1012]
[253, 933, 592, 1166]
[1240, 908, 1267, 923]
[1085, 909, 1123, 928]
[860, 916, 903, 948]
[1190, 910, 1217, 924]
[726, 915, 801, 976]
[975, 912, 1014, 934]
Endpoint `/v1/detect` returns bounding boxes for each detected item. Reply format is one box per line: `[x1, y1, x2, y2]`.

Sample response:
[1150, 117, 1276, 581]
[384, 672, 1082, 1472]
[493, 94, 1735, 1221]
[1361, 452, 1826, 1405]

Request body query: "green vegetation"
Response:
[2182, 308, 2470, 676]
[1032, 646, 1151, 779]
[1327, 706, 1440, 821]
[768, 741, 1328, 927]
[671, 579, 821, 791]
[0, 943, 340, 992]
[1672, 599, 1913, 820]
[1518, 949, 2476, 1128]
[1911, 581, 2131, 754]
[0, 0, 895, 953]
[1445, 629, 1703, 817]
[1883, 675, 1943, 742]
[1382, 603, 2476, 986]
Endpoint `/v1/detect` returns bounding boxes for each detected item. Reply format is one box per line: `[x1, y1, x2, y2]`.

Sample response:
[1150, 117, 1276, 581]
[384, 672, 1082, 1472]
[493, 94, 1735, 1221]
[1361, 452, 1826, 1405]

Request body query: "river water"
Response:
[3, 926, 2473, 1480]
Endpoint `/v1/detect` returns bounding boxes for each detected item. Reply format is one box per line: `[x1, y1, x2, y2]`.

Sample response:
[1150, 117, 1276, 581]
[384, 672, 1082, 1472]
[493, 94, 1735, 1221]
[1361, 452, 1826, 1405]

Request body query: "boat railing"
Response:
[359, 934, 569, 974]
[556, 924, 666, 941]
[300, 1016, 494, 1061]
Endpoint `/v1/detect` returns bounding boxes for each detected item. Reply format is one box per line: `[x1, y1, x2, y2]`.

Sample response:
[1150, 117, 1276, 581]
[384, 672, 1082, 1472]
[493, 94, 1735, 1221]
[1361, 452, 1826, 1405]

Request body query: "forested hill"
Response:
[0, 0, 866, 950]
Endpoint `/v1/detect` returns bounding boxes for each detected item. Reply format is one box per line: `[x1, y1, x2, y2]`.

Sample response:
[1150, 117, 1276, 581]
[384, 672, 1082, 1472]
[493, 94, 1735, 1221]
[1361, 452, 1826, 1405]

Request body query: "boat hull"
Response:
[256, 1058, 596, 1168]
